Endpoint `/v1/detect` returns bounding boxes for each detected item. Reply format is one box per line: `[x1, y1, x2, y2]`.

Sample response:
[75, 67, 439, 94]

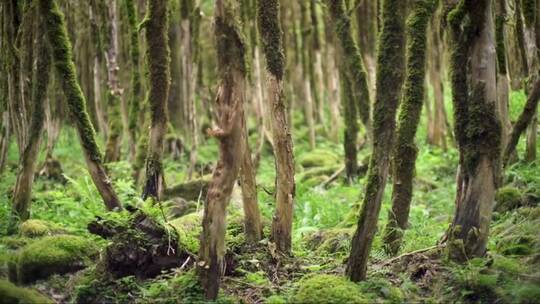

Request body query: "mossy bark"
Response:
[125, 0, 142, 160]
[198, 0, 247, 299]
[141, 0, 170, 201]
[327, 0, 372, 181]
[103, 0, 123, 163]
[446, 0, 501, 262]
[39, 0, 122, 211]
[382, 0, 436, 256]
[258, 0, 296, 254]
[495, 0, 512, 151]
[10, 12, 51, 232]
[346, 0, 406, 282]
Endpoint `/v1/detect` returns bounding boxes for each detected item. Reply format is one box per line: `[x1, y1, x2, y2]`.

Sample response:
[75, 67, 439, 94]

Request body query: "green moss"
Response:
[304, 228, 354, 255]
[0, 279, 53, 304]
[495, 186, 523, 212]
[265, 295, 286, 304]
[291, 274, 367, 304]
[358, 277, 405, 303]
[257, 0, 284, 78]
[298, 150, 340, 168]
[74, 267, 141, 304]
[170, 213, 202, 254]
[511, 283, 540, 303]
[0, 236, 31, 250]
[18, 220, 55, 238]
[15, 235, 98, 283]
[39, 0, 103, 163]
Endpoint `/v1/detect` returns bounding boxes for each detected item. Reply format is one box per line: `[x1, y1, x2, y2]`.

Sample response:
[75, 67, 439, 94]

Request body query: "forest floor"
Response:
[1, 90, 539, 303]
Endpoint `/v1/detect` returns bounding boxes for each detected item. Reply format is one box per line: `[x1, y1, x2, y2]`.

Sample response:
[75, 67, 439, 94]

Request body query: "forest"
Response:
[0, 0, 539, 303]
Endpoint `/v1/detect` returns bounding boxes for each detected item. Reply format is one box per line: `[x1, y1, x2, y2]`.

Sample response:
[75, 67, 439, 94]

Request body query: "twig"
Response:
[319, 166, 345, 188]
[381, 245, 441, 266]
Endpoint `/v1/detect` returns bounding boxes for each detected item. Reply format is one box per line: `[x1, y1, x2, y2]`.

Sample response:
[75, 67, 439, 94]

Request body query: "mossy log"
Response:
[88, 209, 191, 279]
[163, 176, 211, 201]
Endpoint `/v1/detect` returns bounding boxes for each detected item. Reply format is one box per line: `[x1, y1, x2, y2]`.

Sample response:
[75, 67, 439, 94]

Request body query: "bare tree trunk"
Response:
[346, 0, 406, 282]
[10, 15, 51, 231]
[141, 0, 170, 201]
[496, 0, 512, 150]
[503, 78, 540, 164]
[259, 0, 296, 254]
[198, 0, 246, 299]
[103, 0, 123, 163]
[239, 122, 263, 243]
[446, 0, 501, 262]
[40, 0, 122, 211]
[382, 0, 436, 255]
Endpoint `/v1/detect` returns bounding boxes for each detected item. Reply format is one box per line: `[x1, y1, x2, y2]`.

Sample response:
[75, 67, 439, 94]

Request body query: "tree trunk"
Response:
[382, 0, 435, 256]
[239, 123, 263, 243]
[125, 0, 142, 161]
[103, 0, 123, 163]
[258, 0, 296, 254]
[503, 78, 540, 164]
[10, 15, 51, 231]
[198, 0, 246, 299]
[141, 0, 170, 201]
[496, 0, 512, 150]
[40, 0, 122, 211]
[327, 0, 372, 181]
[346, 0, 406, 282]
[446, 0, 501, 262]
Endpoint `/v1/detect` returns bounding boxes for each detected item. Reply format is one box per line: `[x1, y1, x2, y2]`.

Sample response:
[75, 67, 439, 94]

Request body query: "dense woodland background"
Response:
[0, 0, 539, 303]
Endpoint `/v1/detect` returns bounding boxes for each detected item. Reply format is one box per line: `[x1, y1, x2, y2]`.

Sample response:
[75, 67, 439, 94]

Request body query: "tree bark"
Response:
[346, 0, 406, 282]
[382, 0, 436, 256]
[103, 0, 123, 163]
[40, 0, 122, 211]
[141, 0, 170, 201]
[198, 0, 247, 299]
[446, 0, 501, 262]
[258, 0, 296, 254]
[327, 0, 372, 181]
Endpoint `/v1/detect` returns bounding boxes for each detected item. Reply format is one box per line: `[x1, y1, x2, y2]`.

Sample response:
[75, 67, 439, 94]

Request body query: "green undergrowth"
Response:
[0, 89, 538, 303]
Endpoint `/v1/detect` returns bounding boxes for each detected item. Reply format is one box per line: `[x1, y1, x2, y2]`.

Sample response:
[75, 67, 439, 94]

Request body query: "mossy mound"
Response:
[298, 150, 340, 168]
[73, 267, 142, 304]
[170, 212, 202, 254]
[298, 164, 341, 186]
[290, 274, 367, 304]
[18, 219, 63, 238]
[495, 187, 523, 213]
[491, 206, 540, 256]
[0, 236, 31, 250]
[14, 235, 98, 284]
[304, 228, 354, 255]
[265, 295, 286, 304]
[163, 176, 211, 201]
[0, 279, 53, 304]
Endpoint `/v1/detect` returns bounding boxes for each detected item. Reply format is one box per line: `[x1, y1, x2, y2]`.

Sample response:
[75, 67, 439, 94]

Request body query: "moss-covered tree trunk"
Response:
[346, 0, 406, 282]
[141, 0, 170, 201]
[258, 0, 296, 254]
[522, 0, 538, 162]
[355, 0, 378, 100]
[446, 0, 501, 262]
[198, 0, 247, 299]
[103, 0, 124, 163]
[40, 0, 122, 211]
[382, 0, 436, 256]
[10, 13, 51, 231]
[125, 0, 142, 160]
[327, 0, 372, 182]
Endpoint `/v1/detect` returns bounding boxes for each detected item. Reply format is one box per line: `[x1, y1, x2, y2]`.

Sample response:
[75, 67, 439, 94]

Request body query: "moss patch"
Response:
[297, 150, 340, 168]
[0, 279, 53, 303]
[15, 235, 98, 283]
[290, 274, 367, 303]
[495, 187, 523, 213]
